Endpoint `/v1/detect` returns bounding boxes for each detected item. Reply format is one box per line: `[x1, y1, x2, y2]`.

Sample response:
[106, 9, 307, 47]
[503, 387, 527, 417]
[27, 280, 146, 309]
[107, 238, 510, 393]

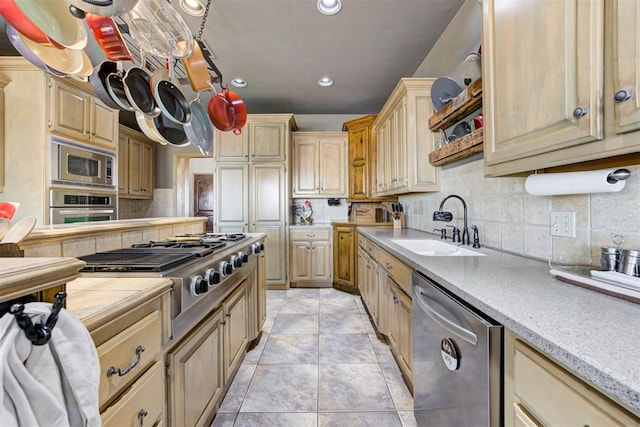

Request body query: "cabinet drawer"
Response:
[101, 362, 165, 427]
[378, 249, 411, 295]
[290, 228, 330, 241]
[514, 341, 639, 426]
[358, 236, 378, 259]
[98, 311, 162, 407]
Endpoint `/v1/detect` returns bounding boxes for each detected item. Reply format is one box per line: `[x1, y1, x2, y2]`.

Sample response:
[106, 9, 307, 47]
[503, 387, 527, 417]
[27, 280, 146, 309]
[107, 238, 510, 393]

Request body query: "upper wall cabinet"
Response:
[292, 132, 348, 198]
[611, 0, 640, 134]
[483, 0, 640, 176]
[214, 115, 298, 162]
[49, 78, 119, 151]
[373, 78, 439, 196]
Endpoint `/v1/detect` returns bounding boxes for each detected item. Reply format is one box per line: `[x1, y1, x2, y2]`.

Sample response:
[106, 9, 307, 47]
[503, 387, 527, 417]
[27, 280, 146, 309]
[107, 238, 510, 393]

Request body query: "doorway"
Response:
[194, 174, 213, 232]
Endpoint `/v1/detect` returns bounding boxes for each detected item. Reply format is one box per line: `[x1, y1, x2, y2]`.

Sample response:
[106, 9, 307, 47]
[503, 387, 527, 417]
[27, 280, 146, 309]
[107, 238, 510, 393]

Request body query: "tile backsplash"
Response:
[400, 159, 640, 267]
[291, 198, 349, 224]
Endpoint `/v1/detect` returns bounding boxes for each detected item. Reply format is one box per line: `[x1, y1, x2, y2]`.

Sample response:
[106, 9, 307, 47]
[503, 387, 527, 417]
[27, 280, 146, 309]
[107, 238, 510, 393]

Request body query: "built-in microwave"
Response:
[51, 137, 114, 188]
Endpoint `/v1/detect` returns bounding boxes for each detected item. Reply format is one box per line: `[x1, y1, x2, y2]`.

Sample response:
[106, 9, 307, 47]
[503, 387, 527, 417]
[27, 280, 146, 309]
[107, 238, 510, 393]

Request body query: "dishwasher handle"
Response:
[415, 287, 478, 345]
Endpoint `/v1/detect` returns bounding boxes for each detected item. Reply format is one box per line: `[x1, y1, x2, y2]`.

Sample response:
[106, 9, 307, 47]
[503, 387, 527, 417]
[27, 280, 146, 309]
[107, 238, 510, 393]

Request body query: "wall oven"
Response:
[51, 137, 114, 188]
[50, 189, 117, 224]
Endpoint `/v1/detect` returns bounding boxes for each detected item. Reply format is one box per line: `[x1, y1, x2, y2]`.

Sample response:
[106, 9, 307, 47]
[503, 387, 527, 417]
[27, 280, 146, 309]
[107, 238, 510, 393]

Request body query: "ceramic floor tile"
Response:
[262, 317, 275, 333]
[243, 334, 268, 364]
[260, 334, 318, 364]
[279, 297, 320, 314]
[319, 297, 360, 313]
[218, 364, 257, 413]
[398, 411, 418, 427]
[318, 411, 403, 427]
[362, 314, 377, 335]
[319, 334, 377, 364]
[271, 314, 319, 335]
[355, 297, 367, 314]
[240, 364, 318, 413]
[319, 312, 366, 334]
[234, 412, 317, 427]
[319, 288, 356, 300]
[318, 363, 395, 411]
[369, 335, 396, 363]
[285, 288, 320, 299]
[379, 362, 413, 411]
[210, 413, 236, 427]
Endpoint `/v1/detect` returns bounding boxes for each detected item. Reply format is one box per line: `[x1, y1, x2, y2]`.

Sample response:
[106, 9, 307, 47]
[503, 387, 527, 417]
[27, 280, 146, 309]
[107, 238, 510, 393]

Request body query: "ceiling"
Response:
[175, 0, 465, 114]
[0, 0, 465, 115]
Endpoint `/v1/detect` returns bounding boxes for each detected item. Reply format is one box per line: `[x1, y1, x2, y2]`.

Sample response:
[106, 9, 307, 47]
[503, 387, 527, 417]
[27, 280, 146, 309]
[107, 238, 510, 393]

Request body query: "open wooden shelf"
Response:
[428, 77, 482, 132]
[429, 127, 483, 166]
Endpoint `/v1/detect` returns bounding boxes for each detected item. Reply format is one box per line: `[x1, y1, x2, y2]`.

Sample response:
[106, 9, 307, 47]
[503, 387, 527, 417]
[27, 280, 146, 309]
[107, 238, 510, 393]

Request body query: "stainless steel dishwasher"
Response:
[412, 271, 503, 427]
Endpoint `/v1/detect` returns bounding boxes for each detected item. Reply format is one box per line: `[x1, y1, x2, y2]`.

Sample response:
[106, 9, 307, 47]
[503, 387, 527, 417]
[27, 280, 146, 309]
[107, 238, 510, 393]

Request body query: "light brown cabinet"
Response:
[482, 0, 640, 176]
[119, 126, 154, 199]
[332, 223, 357, 293]
[214, 114, 295, 288]
[290, 227, 332, 285]
[504, 330, 640, 426]
[214, 115, 296, 162]
[292, 132, 348, 198]
[49, 78, 118, 151]
[356, 234, 412, 389]
[373, 78, 439, 196]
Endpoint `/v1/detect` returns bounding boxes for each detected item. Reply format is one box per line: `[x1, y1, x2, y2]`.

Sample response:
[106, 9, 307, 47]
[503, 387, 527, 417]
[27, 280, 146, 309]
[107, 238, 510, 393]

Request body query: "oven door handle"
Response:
[415, 287, 478, 345]
[57, 209, 115, 214]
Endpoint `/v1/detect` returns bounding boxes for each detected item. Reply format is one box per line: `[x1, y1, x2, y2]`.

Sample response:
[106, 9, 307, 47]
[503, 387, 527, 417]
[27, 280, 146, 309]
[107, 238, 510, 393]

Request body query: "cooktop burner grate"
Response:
[79, 251, 196, 272]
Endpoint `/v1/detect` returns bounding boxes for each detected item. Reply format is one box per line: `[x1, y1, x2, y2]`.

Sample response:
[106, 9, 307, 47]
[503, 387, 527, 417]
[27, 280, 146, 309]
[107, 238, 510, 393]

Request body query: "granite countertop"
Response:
[358, 226, 640, 415]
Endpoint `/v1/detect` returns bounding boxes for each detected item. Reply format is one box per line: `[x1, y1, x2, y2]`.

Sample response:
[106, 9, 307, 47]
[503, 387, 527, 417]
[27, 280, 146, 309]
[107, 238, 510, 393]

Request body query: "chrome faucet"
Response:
[433, 194, 470, 245]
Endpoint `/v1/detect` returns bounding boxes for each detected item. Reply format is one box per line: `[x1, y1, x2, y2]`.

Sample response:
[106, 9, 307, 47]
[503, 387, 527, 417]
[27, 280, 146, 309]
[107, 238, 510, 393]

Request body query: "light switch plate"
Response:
[550, 212, 576, 238]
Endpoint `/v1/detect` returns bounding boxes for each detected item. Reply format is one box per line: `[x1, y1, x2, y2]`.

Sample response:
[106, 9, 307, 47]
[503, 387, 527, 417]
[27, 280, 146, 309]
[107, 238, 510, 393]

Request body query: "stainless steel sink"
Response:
[390, 239, 485, 257]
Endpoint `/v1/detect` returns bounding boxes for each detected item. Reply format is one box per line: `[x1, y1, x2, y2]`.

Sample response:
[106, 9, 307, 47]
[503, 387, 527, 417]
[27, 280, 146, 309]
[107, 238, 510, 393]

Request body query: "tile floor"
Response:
[211, 288, 417, 427]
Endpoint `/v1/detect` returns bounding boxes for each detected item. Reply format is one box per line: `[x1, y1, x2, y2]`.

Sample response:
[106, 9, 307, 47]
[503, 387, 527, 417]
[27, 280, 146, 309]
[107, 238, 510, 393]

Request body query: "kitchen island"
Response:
[358, 226, 640, 419]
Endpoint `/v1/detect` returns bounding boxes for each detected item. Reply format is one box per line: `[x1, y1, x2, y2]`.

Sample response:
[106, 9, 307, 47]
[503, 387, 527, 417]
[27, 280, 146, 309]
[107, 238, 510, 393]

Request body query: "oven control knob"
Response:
[251, 243, 260, 254]
[235, 252, 245, 266]
[189, 275, 207, 296]
[258, 242, 265, 251]
[241, 252, 249, 263]
[205, 268, 221, 286]
[219, 261, 232, 277]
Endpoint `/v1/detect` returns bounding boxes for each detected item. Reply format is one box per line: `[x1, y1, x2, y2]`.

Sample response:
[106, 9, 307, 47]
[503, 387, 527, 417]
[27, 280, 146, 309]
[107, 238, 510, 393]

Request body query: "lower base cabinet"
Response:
[333, 223, 357, 292]
[101, 362, 165, 427]
[357, 234, 412, 390]
[168, 309, 224, 427]
[167, 280, 248, 427]
[505, 330, 640, 426]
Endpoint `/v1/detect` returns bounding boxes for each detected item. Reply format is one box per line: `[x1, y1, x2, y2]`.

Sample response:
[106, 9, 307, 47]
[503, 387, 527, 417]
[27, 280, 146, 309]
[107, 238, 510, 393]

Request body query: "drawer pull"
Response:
[386, 262, 392, 270]
[107, 345, 145, 377]
[307, 233, 316, 237]
[137, 409, 148, 427]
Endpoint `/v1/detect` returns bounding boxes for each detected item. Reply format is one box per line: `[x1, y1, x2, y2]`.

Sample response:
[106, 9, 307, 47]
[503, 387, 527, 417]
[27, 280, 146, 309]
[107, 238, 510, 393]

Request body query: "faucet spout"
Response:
[437, 194, 470, 245]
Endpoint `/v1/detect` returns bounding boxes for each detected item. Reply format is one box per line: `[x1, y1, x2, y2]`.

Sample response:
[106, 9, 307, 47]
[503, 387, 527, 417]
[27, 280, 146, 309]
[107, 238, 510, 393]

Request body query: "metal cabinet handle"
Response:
[226, 312, 231, 318]
[107, 345, 145, 377]
[614, 89, 632, 103]
[385, 262, 392, 270]
[220, 319, 226, 326]
[307, 233, 316, 237]
[392, 295, 398, 304]
[415, 288, 478, 345]
[137, 409, 148, 427]
[573, 107, 588, 118]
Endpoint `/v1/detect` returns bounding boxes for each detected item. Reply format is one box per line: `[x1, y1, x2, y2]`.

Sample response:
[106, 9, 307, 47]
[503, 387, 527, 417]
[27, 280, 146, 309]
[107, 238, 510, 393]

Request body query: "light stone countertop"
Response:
[358, 226, 640, 415]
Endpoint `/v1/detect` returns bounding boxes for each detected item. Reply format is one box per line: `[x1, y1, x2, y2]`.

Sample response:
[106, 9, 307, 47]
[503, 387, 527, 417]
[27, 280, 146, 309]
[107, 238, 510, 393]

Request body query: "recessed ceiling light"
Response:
[317, 0, 341, 15]
[318, 77, 334, 87]
[230, 78, 248, 88]
[180, 0, 205, 16]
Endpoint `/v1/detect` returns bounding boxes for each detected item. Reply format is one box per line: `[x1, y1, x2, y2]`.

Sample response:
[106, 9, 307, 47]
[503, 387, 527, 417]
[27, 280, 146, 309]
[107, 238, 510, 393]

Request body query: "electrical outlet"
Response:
[550, 211, 576, 238]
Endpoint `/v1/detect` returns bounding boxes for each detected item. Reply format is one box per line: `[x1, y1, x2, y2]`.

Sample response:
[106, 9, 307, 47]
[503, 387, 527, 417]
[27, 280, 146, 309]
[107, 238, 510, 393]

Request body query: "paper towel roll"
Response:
[525, 168, 628, 196]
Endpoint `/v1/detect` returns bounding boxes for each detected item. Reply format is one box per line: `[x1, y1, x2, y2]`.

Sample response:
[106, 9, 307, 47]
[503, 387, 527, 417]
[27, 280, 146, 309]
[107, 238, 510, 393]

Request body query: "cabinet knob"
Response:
[614, 89, 632, 103]
[137, 409, 148, 427]
[572, 107, 588, 118]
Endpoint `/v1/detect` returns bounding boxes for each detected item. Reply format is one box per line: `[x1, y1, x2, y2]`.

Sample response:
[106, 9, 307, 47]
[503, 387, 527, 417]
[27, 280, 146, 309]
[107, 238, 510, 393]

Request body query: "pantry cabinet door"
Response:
[215, 164, 249, 231]
[611, 0, 640, 133]
[483, 0, 604, 168]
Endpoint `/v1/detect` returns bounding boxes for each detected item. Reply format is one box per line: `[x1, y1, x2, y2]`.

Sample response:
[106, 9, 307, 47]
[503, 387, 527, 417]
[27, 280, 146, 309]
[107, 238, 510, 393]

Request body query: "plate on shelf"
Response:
[431, 76, 463, 111]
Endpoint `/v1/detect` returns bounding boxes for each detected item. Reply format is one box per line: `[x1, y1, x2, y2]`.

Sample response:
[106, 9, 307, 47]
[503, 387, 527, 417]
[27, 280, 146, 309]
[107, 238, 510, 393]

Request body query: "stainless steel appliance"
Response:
[412, 271, 503, 427]
[78, 233, 264, 340]
[51, 137, 114, 188]
[49, 189, 117, 224]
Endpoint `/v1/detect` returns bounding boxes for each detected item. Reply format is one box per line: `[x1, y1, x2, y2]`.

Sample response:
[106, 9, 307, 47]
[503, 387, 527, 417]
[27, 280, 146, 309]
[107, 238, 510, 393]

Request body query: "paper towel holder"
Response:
[607, 168, 631, 184]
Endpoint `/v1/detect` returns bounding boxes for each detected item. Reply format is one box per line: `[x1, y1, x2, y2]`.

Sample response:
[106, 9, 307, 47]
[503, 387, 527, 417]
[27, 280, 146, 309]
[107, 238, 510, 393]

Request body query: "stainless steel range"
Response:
[78, 233, 265, 340]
